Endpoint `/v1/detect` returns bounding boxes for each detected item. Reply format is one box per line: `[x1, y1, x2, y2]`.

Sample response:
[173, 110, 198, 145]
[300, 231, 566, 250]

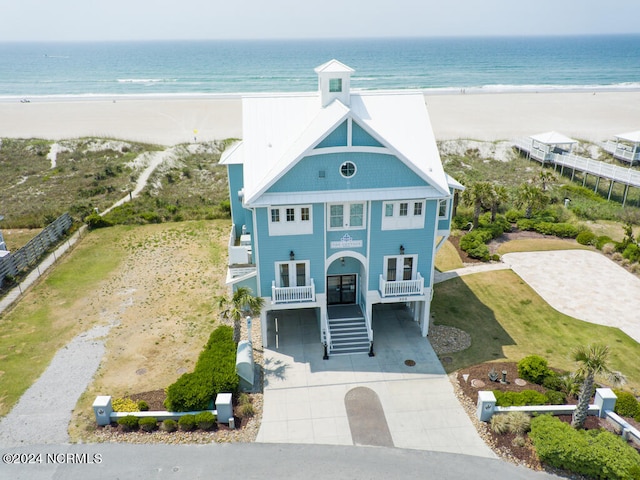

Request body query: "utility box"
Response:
[93, 396, 113, 426]
[477, 391, 496, 422]
[236, 340, 255, 391]
[594, 388, 617, 418]
[216, 393, 233, 424]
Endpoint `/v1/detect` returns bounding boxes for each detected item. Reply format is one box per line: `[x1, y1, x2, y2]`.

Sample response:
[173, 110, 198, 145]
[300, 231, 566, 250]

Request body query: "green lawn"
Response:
[435, 238, 464, 271]
[497, 238, 591, 255]
[0, 227, 128, 416]
[432, 270, 640, 393]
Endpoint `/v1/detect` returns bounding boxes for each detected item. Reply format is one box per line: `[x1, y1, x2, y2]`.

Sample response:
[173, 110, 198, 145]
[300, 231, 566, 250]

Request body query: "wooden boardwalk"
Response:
[514, 137, 640, 206]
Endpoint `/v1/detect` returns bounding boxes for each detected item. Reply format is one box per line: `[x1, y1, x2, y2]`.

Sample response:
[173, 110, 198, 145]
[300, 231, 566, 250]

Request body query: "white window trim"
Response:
[381, 200, 426, 231]
[268, 205, 313, 236]
[327, 202, 366, 231]
[438, 198, 450, 219]
[383, 255, 418, 281]
[274, 260, 310, 288]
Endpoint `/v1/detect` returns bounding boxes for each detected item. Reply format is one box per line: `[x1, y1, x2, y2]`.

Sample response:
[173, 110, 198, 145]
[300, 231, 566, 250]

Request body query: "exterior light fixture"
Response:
[290, 250, 295, 261]
[399, 245, 405, 255]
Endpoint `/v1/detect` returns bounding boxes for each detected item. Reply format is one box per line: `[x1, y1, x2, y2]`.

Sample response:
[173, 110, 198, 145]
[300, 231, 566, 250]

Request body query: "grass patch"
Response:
[497, 238, 591, 255]
[432, 270, 640, 392]
[435, 238, 464, 271]
[0, 227, 128, 416]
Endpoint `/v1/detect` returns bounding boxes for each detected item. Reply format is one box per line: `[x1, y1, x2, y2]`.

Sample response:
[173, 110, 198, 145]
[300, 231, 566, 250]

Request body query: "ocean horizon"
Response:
[1, 35, 639, 99]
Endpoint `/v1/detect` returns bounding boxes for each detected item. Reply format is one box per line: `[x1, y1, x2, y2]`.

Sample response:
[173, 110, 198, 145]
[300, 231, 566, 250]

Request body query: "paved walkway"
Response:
[257, 304, 496, 458]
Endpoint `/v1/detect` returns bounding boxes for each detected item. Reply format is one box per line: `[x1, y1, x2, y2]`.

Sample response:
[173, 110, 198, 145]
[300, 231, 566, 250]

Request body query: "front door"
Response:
[327, 274, 357, 305]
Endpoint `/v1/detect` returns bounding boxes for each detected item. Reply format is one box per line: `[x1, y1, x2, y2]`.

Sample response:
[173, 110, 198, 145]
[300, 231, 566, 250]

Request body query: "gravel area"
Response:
[0, 323, 114, 447]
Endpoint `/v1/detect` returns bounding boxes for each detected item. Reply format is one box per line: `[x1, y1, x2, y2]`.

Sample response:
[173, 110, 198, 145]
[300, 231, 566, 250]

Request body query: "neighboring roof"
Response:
[446, 174, 465, 191]
[530, 131, 577, 145]
[237, 89, 450, 206]
[615, 131, 640, 143]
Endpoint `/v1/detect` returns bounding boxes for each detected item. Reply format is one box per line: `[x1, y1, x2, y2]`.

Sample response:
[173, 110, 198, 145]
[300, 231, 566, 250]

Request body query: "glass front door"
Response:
[327, 274, 357, 305]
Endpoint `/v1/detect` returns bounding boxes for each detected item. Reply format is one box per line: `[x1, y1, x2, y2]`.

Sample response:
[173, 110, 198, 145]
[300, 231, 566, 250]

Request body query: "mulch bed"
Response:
[456, 361, 640, 473]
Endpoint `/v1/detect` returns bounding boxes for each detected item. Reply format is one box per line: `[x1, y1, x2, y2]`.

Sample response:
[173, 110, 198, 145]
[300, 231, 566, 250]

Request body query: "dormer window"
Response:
[329, 78, 342, 93]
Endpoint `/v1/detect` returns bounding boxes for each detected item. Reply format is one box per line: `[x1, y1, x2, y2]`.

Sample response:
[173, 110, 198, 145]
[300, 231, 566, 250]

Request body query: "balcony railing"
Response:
[379, 273, 424, 298]
[272, 279, 315, 304]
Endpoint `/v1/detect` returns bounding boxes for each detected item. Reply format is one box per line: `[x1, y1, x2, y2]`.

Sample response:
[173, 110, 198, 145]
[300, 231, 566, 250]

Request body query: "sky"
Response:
[1, 0, 639, 42]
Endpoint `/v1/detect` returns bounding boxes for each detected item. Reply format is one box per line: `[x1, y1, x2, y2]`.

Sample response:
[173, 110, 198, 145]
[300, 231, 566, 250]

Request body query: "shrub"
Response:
[544, 390, 566, 405]
[490, 414, 511, 434]
[139, 417, 158, 432]
[576, 230, 596, 246]
[505, 411, 531, 436]
[117, 415, 139, 432]
[516, 218, 538, 231]
[137, 400, 149, 412]
[164, 325, 239, 412]
[622, 243, 640, 263]
[596, 235, 614, 250]
[505, 209, 523, 223]
[178, 414, 197, 432]
[541, 371, 563, 391]
[84, 212, 113, 230]
[161, 419, 178, 433]
[613, 389, 640, 418]
[529, 414, 640, 479]
[238, 402, 255, 418]
[112, 397, 140, 412]
[517, 355, 550, 384]
[493, 390, 548, 407]
[195, 411, 217, 431]
[238, 392, 251, 405]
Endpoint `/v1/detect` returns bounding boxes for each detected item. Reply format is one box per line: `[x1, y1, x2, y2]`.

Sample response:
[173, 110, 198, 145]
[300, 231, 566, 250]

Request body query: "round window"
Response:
[340, 161, 356, 178]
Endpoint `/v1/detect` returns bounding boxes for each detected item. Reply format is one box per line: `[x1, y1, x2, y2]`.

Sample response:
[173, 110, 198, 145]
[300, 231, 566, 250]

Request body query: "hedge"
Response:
[529, 415, 640, 479]
[493, 389, 548, 407]
[164, 325, 239, 412]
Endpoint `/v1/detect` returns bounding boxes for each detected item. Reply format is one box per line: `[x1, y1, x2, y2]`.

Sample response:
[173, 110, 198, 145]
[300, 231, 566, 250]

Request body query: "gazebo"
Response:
[602, 131, 640, 165]
[524, 131, 577, 163]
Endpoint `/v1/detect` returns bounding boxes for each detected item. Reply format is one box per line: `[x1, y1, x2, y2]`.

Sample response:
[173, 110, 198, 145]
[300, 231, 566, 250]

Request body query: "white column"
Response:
[420, 300, 431, 337]
[261, 309, 268, 348]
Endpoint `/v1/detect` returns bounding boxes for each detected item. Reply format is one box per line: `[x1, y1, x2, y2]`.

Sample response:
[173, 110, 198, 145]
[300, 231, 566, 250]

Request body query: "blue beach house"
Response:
[221, 60, 462, 356]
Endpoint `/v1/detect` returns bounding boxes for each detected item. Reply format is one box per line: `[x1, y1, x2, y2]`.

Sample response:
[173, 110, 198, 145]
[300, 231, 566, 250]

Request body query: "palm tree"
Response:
[489, 185, 509, 223]
[571, 344, 622, 429]
[462, 181, 495, 228]
[217, 287, 264, 344]
[536, 170, 556, 192]
[514, 183, 548, 219]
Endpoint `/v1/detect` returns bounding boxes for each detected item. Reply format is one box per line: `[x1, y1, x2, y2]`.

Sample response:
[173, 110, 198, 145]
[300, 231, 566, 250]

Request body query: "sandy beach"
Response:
[0, 91, 639, 145]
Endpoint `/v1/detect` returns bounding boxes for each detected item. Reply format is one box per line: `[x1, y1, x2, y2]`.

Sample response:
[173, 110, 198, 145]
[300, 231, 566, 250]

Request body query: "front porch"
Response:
[378, 273, 424, 298]
[271, 279, 316, 304]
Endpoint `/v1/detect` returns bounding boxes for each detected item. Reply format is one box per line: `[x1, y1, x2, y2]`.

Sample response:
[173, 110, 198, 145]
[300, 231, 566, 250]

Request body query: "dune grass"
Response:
[432, 270, 640, 393]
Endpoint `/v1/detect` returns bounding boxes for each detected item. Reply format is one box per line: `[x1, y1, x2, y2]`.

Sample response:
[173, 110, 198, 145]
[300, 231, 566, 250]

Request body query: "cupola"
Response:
[314, 59, 354, 108]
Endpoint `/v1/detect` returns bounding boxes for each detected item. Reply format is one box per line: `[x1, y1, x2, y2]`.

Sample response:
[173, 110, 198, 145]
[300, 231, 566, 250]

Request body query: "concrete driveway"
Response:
[256, 304, 495, 458]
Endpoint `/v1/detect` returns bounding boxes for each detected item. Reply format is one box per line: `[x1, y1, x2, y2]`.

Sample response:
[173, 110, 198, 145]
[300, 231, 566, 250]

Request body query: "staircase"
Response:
[328, 306, 370, 355]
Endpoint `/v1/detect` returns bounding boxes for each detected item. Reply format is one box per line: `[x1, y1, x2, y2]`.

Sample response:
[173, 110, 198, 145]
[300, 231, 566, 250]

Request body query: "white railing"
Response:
[271, 278, 315, 304]
[379, 273, 424, 297]
[321, 311, 331, 354]
[552, 152, 640, 188]
[601, 141, 640, 163]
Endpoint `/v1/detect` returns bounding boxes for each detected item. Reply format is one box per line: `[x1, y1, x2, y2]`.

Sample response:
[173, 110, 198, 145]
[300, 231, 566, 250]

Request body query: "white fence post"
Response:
[476, 390, 496, 422]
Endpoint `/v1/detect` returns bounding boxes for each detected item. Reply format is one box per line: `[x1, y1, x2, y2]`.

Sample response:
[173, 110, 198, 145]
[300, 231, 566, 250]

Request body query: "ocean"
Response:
[0, 35, 639, 99]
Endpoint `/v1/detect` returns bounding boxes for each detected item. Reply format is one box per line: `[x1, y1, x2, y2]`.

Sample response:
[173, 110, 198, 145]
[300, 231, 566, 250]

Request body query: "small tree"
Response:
[217, 287, 264, 344]
[571, 344, 622, 429]
[514, 183, 548, 219]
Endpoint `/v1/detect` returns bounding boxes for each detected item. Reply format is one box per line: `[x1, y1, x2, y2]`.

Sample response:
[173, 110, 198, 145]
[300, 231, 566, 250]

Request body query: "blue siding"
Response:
[233, 276, 258, 295]
[368, 200, 437, 290]
[255, 204, 326, 295]
[352, 121, 383, 147]
[326, 228, 367, 259]
[316, 121, 348, 148]
[228, 164, 249, 233]
[267, 152, 427, 193]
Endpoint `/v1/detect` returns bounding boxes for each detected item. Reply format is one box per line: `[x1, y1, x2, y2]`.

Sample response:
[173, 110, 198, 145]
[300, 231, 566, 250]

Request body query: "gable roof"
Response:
[530, 131, 577, 145]
[224, 82, 451, 206]
[615, 131, 640, 143]
[314, 59, 355, 74]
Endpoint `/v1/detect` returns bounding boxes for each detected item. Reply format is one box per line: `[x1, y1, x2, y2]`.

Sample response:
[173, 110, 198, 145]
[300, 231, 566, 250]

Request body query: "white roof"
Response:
[314, 59, 355, 74]
[225, 89, 450, 206]
[530, 131, 577, 145]
[615, 131, 640, 143]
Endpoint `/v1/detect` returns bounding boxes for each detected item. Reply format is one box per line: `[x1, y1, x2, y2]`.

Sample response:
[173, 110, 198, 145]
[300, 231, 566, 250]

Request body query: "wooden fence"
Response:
[0, 213, 73, 288]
